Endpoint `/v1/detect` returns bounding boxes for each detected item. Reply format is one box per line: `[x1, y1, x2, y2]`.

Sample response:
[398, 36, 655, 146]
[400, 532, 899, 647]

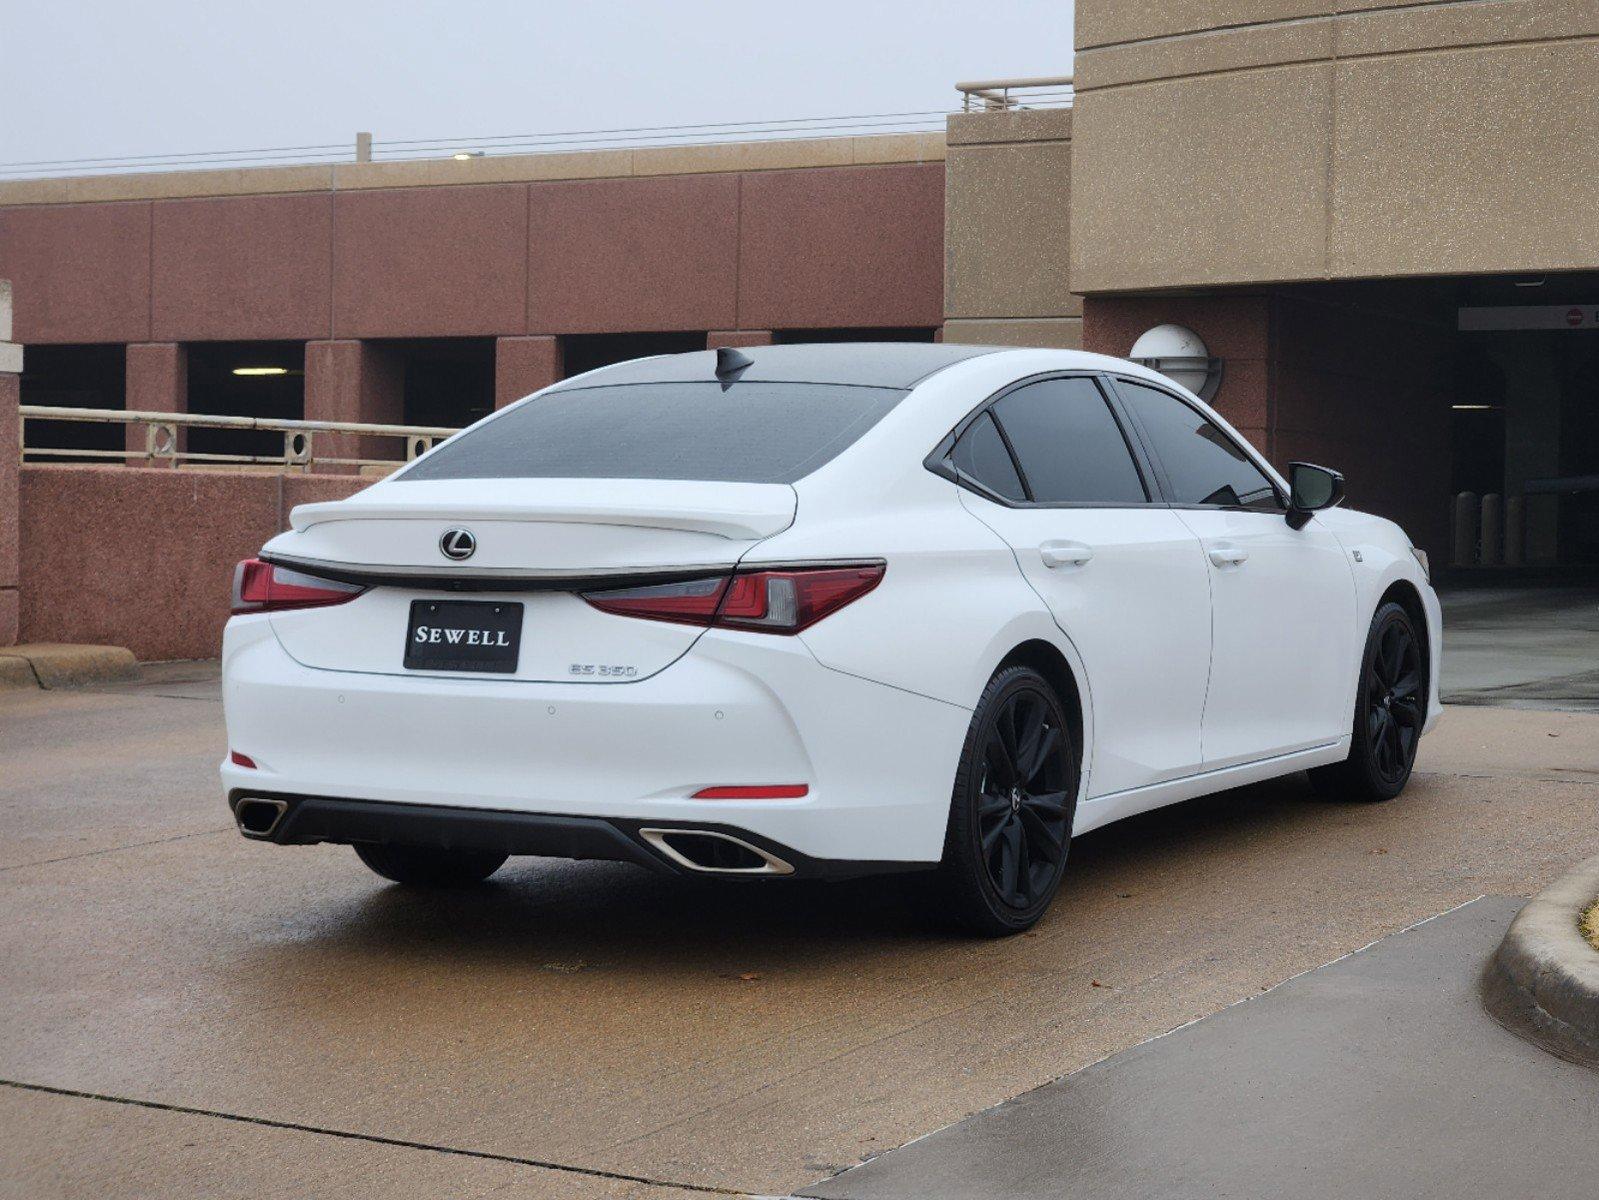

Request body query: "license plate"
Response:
[404, 600, 523, 673]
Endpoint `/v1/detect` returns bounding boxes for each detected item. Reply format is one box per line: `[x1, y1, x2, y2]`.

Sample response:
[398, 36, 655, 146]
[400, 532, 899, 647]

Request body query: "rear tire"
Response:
[353, 843, 507, 886]
[1308, 601, 1424, 803]
[935, 665, 1079, 936]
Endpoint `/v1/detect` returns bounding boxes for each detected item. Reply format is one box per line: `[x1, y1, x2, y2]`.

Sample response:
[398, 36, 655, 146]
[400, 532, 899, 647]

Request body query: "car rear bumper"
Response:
[220, 615, 971, 866]
[225, 790, 921, 880]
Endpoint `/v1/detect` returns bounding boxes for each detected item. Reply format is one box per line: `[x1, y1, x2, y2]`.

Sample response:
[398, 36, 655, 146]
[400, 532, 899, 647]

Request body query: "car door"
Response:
[1110, 377, 1357, 768]
[944, 375, 1213, 799]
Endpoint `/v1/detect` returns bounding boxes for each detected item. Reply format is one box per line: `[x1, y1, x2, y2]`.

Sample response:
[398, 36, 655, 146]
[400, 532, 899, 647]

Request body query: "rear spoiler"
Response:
[288, 477, 797, 542]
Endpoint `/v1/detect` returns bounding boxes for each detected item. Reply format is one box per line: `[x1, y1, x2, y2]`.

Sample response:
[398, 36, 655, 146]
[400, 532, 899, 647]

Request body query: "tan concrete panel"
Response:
[527, 173, 738, 334]
[0, 201, 152, 343]
[334, 149, 636, 190]
[1076, 16, 1333, 90]
[1329, 39, 1599, 278]
[0, 164, 335, 207]
[1077, 0, 1327, 52]
[632, 137, 855, 177]
[1335, 0, 1599, 58]
[849, 131, 947, 163]
[151, 193, 333, 342]
[1069, 64, 1332, 293]
[947, 108, 1072, 148]
[942, 317, 1083, 348]
[945, 140, 1076, 320]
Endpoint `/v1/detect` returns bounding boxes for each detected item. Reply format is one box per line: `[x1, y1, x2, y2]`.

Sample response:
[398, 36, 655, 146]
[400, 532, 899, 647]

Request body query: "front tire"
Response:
[354, 843, 508, 886]
[935, 665, 1079, 936]
[1308, 601, 1424, 802]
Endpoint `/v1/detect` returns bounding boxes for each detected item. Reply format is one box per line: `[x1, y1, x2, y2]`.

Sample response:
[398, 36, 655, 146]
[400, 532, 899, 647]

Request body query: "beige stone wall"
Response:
[942, 109, 1080, 348]
[0, 134, 946, 207]
[1070, 0, 1599, 293]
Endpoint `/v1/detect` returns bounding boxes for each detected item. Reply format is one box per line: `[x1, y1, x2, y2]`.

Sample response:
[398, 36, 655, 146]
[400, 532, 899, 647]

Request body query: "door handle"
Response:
[1208, 542, 1249, 568]
[1040, 540, 1094, 569]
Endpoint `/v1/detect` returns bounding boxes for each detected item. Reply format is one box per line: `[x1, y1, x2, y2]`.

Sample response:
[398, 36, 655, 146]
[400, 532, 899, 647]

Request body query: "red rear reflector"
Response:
[229, 750, 257, 769]
[692, 785, 809, 800]
[582, 563, 883, 635]
[231, 558, 364, 615]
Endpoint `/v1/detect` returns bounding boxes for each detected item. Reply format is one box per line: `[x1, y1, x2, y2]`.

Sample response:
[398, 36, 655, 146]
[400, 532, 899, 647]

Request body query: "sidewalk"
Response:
[805, 897, 1599, 1200]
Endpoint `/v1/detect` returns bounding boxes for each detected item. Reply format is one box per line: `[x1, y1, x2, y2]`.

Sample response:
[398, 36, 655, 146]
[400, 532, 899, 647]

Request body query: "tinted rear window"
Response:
[400, 381, 907, 484]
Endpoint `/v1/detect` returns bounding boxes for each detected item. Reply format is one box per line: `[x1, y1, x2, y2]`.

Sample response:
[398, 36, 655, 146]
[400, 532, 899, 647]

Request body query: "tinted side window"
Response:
[1116, 380, 1282, 510]
[990, 377, 1147, 504]
[951, 411, 1026, 501]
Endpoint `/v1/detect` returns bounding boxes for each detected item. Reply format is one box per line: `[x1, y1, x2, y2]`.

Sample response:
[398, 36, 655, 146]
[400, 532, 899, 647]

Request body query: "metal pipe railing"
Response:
[18, 406, 460, 471]
[955, 76, 1075, 112]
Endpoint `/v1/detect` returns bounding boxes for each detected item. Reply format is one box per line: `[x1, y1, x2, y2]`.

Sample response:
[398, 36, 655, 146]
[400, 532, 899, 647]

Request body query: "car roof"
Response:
[551, 342, 1007, 391]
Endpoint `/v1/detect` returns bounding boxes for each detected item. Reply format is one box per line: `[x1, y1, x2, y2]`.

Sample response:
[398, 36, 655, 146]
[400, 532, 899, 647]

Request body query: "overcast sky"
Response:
[1, 1, 1075, 173]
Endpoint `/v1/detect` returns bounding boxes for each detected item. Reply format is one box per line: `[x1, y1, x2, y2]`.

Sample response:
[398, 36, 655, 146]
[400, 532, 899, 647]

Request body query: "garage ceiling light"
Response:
[233, 366, 288, 376]
[1451, 404, 1496, 411]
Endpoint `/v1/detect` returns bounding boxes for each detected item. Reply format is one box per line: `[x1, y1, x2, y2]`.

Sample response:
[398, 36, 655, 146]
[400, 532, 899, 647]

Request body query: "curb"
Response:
[0, 643, 137, 689]
[1482, 854, 1599, 1069]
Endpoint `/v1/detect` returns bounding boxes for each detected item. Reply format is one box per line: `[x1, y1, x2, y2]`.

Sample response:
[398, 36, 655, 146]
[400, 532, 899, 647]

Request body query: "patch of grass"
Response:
[1582, 899, 1599, 954]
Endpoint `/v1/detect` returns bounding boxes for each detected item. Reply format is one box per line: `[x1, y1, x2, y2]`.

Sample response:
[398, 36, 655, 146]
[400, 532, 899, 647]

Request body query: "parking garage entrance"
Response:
[1456, 279, 1599, 569]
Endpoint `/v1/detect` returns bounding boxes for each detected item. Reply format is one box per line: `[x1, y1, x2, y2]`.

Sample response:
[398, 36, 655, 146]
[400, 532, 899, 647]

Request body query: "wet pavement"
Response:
[1440, 584, 1599, 711]
[2, 669, 1597, 1197]
[804, 896, 1599, 1199]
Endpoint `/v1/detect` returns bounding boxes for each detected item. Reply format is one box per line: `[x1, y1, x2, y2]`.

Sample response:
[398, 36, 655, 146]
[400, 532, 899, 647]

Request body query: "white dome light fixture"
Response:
[1129, 323, 1224, 402]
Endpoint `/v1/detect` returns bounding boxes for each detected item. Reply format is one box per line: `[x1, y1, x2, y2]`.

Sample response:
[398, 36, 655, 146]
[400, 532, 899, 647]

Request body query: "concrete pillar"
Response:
[495, 336, 562, 409]
[304, 340, 404, 472]
[0, 281, 20, 645]
[125, 343, 187, 465]
[706, 331, 774, 350]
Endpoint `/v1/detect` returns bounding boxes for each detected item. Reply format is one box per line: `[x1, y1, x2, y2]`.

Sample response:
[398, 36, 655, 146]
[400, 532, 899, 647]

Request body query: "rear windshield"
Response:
[399, 381, 908, 485]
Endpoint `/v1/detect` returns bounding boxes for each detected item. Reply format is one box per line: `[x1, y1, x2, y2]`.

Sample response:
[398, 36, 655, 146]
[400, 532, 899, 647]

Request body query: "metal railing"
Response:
[955, 76, 1075, 112]
[18, 406, 459, 471]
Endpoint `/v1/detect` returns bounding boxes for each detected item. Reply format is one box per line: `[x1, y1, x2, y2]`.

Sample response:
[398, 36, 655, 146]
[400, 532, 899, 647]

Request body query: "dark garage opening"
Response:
[379, 338, 496, 430]
[775, 327, 938, 344]
[186, 342, 305, 462]
[562, 332, 707, 379]
[18, 344, 125, 461]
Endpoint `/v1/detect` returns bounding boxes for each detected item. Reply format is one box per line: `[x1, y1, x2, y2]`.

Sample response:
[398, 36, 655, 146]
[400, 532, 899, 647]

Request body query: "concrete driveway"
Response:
[3, 667, 1597, 1198]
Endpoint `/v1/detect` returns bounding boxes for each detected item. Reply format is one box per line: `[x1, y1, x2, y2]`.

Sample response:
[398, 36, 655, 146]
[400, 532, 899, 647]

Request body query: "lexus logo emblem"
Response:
[439, 528, 477, 561]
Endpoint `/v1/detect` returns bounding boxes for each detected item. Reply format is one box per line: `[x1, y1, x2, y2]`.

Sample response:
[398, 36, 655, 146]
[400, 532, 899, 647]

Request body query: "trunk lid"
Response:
[262, 478, 796, 683]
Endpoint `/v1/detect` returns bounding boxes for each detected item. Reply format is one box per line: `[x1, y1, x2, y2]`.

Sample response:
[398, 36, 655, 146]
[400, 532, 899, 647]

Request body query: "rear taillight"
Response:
[582, 563, 884, 635]
[231, 558, 365, 615]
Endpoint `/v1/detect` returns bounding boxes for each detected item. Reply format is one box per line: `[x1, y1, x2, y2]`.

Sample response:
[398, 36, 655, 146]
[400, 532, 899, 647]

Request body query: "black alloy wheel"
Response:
[1309, 601, 1424, 802]
[937, 665, 1078, 935]
[1366, 613, 1424, 786]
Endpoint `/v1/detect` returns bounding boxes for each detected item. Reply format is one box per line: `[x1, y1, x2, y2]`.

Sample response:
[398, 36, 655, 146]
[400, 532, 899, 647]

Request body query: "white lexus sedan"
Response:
[222, 344, 1440, 934]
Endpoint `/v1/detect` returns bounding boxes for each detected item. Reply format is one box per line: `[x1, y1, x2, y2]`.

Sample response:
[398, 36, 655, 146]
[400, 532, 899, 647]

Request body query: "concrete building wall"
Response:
[17, 466, 364, 661]
[1070, 0, 1599, 294]
[0, 137, 947, 346]
[943, 108, 1080, 347]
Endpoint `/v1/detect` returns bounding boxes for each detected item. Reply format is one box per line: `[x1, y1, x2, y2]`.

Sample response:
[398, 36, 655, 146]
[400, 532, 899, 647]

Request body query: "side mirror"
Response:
[1286, 462, 1345, 530]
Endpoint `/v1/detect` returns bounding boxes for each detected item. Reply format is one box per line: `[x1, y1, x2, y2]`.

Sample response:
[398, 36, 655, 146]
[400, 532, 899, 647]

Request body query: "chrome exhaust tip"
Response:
[233, 797, 289, 839]
[639, 828, 794, 876]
